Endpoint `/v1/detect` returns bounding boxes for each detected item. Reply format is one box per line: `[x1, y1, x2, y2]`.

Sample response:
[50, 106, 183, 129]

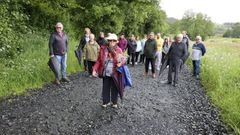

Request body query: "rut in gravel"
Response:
[0, 64, 228, 135]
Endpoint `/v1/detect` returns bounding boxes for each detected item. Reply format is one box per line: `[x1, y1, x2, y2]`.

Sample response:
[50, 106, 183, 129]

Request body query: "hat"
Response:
[106, 33, 118, 41]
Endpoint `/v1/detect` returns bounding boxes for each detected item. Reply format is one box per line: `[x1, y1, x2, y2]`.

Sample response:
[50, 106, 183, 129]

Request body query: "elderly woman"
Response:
[83, 34, 100, 77]
[48, 22, 70, 85]
[92, 33, 126, 108]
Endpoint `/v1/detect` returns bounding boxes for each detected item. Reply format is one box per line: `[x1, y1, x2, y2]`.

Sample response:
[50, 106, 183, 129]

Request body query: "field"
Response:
[0, 33, 81, 98]
[195, 37, 240, 134]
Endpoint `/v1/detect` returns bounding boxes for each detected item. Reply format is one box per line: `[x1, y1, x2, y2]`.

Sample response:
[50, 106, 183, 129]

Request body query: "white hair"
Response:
[55, 22, 63, 30]
[196, 35, 202, 41]
[177, 34, 183, 39]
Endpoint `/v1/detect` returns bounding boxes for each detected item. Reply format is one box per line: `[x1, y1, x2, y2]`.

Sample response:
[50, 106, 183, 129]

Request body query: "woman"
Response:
[92, 33, 126, 108]
[161, 37, 172, 64]
[83, 34, 100, 76]
[135, 36, 142, 64]
[127, 34, 137, 66]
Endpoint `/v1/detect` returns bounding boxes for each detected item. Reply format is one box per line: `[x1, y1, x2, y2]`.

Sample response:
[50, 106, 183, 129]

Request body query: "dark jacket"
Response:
[49, 32, 68, 56]
[127, 39, 137, 54]
[182, 36, 189, 50]
[78, 35, 89, 50]
[96, 37, 107, 47]
[144, 39, 157, 58]
[168, 41, 188, 62]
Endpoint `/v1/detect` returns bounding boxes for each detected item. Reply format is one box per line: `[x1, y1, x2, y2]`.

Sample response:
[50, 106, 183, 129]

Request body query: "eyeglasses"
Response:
[56, 27, 62, 29]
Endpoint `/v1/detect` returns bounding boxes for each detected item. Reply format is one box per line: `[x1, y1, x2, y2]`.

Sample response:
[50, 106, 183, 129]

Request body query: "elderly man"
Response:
[144, 32, 157, 78]
[192, 35, 206, 79]
[167, 34, 188, 86]
[49, 22, 70, 85]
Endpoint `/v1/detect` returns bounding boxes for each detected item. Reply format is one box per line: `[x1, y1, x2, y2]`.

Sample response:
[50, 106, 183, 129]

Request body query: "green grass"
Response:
[0, 33, 81, 98]
[195, 37, 240, 134]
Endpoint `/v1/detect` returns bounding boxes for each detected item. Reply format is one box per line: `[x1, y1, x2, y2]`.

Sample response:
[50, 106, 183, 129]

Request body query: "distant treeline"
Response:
[223, 23, 240, 38]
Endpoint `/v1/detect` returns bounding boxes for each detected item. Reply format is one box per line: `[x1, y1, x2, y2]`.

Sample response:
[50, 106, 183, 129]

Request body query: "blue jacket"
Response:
[192, 43, 206, 60]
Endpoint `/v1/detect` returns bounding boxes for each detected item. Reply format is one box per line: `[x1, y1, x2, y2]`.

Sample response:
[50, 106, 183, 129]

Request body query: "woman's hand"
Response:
[92, 70, 98, 77]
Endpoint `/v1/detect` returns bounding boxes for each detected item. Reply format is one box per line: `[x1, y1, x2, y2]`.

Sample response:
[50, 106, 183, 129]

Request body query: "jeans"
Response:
[56, 54, 67, 80]
[192, 60, 201, 76]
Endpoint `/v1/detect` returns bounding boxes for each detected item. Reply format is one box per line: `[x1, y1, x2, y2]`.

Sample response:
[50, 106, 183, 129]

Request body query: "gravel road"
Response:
[0, 64, 229, 135]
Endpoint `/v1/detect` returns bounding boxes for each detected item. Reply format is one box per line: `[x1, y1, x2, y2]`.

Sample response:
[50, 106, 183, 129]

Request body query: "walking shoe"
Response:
[144, 72, 148, 77]
[102, 103, 111, 108]
[112, 104, 118, 108]
[53, 79, 60, 85]
[196, 75, 200, 80]
[173, 83, 178, 87]
[61, 78, 70, 82]
[152, 73, 156, 78]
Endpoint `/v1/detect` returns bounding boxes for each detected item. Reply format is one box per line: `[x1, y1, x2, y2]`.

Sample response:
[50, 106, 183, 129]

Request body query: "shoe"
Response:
[157, 68, 160, 71]
[112, 104, 118, 108]
[144, 72, 148, 77]
[173, 83, 178, 87]
[152, 74, 156, 78]
[135, 62, 138, 65]
[102, 103, 111, 108]
[196, 75, 200, 80]
[53, 79, 60, 85]
[167, 81, 172, 84]
[61, 78, 70, 82]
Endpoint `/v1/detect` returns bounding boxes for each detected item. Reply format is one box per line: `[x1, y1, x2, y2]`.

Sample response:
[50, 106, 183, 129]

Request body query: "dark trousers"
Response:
[84, 59, 87, 71]
[135, 51, 140, 63]
[102, 77, 118, 104]
[127, 53, 136, 66]
[87, 60, 96, 75]
[161, 52, 166, 65]
[192, 60, 201, 76]
[140, 54, 145, 63]
[168, 59, 182, 84]
[145, 58, 155, 74]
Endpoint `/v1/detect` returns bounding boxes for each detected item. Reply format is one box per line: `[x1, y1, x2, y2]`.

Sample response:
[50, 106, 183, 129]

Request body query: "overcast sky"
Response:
[160, 0, 240, 24]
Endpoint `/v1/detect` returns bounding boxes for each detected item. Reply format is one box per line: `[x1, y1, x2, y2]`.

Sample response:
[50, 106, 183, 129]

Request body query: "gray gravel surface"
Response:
[0, 64, 229, 135]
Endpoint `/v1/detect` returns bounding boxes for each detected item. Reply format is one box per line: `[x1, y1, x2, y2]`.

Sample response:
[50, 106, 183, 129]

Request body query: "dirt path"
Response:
[0, 64, 228, 135]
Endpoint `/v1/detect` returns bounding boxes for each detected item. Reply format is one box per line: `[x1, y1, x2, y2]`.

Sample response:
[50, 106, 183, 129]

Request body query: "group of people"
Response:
[48, 22, 206, 108]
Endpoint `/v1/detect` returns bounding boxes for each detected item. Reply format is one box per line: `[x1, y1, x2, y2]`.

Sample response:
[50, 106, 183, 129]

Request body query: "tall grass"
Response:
[0, 33, 81, 98]
[199, 37, 240, 134]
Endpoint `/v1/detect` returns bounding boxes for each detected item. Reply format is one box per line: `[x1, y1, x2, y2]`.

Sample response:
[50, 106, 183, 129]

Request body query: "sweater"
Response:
[49, 32, 68, 56]
[168, 41, 188, 61]
[144, 39, 157, 58]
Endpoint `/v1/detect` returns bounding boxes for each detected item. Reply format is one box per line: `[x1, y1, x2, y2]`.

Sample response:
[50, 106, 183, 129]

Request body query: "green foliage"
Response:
[168, 10, 214, 40]
[199, 38, 240, 134]
[0, 33, 80, 97]
[223, 23, 240, 38]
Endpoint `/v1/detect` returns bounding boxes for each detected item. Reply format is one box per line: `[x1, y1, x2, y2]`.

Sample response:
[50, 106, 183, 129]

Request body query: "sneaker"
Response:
[112, 104, 118, 108]
[135, 62, 138, 65]
[152, 74, 156, 78]
[62, 78, 70, 82]
[53, 79, 60, 85]
[196, 75, 200, 80]
[173, 83, 178, 87]
[102, 103, 111, 108]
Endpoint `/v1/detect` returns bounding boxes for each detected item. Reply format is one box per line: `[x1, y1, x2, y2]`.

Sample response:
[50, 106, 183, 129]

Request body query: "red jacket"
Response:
[93, 45, 125, 76]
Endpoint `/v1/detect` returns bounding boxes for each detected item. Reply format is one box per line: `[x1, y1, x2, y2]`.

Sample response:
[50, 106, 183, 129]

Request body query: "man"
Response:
[49, 22, 70, 85]
[155, 33, 164, 70]
[192, 36, 206, 79]
[118, 33, 128, 52]
[96, 32, 107, 47]
[139, 34, 147, 64]
[78, 28, 91, 71]
[144, 32, 157, 78]
[167, 34, 188, 86]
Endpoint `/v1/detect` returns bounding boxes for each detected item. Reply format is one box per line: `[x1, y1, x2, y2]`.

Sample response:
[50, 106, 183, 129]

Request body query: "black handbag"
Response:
[48, 56, 60, 77]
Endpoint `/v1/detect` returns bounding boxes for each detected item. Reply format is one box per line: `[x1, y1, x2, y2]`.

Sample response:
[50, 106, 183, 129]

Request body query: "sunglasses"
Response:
[108, 40, 117, 42]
